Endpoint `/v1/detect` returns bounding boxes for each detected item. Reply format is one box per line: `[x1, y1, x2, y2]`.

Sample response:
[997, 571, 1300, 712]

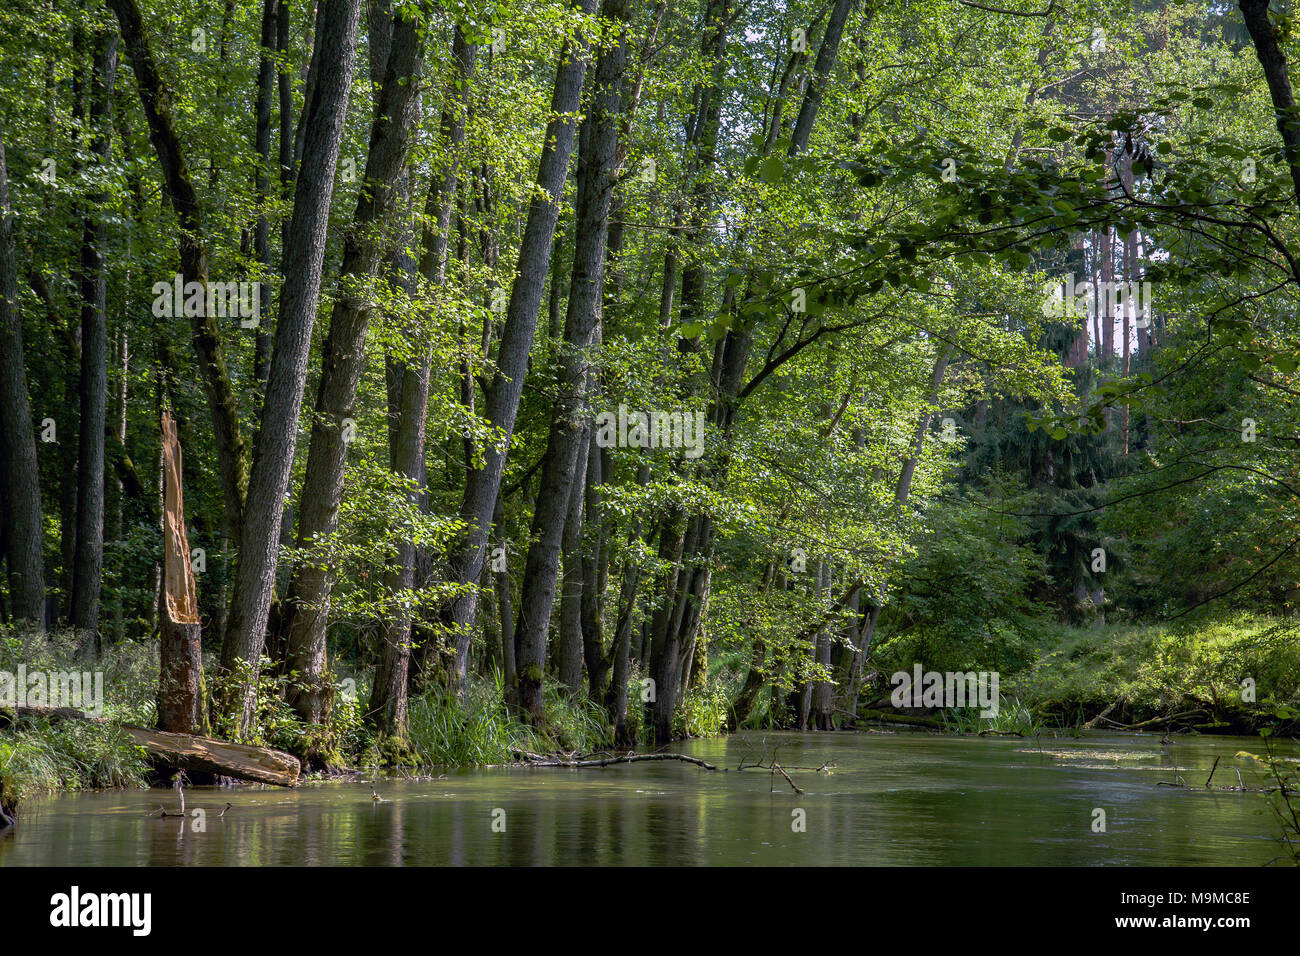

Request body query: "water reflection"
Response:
[1, 732, 1293, 866]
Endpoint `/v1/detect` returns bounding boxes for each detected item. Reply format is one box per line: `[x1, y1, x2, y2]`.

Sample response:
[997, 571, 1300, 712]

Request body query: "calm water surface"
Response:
[1, 731, 1294, 865]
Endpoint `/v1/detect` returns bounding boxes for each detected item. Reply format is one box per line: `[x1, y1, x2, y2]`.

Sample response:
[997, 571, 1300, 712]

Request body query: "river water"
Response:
[1, 730, 1294, 865]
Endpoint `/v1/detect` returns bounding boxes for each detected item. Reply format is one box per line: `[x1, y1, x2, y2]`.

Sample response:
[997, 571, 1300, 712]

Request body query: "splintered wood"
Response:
[161, 411, 199, 626]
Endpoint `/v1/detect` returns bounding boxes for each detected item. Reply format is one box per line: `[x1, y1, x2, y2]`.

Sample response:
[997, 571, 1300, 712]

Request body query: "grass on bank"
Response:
[864, 611, 1300, 733]
[0, 626, 671, 805]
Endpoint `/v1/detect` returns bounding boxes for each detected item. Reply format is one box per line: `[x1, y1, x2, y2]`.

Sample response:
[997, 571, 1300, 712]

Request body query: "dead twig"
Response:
[770, 762, 804, 795]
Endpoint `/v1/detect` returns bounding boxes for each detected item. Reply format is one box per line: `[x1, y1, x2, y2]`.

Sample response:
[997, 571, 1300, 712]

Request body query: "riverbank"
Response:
[4, 613, 1299, 816]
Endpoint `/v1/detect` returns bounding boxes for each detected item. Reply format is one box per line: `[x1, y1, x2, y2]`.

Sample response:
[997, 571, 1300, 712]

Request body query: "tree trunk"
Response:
[157, 412, 206, 735]
[250, 0, 279, 395]
[554, 433, 590, 696]
[849, 341, 954, 701]
[70, 27, 119, 646]
[219, 0, 363, 736]
[494, 492, 516, 698]
[581, 436, 611, 699]
[0, 122, 45, 628]
[275, 3, 422, 736]
[107, 0, 250, 540]
[1241, 0, 1300, 213]
[370, 27, 477, 739]
[788, 0, 853, 156]
[441, 0, 599, 700]
[513, 0, 629, 719]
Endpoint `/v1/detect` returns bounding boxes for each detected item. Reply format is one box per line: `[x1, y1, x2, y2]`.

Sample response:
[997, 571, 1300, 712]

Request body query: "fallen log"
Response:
[9, 704, 299, 787]
[122, 726, 299, 788]
[858, 709, 944, 729]
[1097, 709, 1206, 731]
[512, 750, 719, 771]
[1083, 696, 1125, 730]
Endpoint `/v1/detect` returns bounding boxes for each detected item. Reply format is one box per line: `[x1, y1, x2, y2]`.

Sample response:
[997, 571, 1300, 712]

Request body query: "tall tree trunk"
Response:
[218, 0, 363, 737]
[1241, 0, 1300, 216]
[274, 3, 422, 736]
[788, 0, 853, 156]
[440, 0, 599, 700]
[513, 0, 630, 720]
[108, 0, 250, 540]
[648, 0, 733, 743]
[70, 27, 119, 646]
[251, 0, 279, 395]
[370, 28, 477, 739]
[0, 122, 46, 628]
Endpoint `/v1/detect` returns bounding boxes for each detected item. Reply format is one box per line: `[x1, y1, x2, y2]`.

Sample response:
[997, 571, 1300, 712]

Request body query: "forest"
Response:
[2, 0, 1300, 867]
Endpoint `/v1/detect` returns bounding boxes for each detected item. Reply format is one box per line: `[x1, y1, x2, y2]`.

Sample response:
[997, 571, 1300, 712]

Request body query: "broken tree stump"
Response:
[157, 411, 207, 736]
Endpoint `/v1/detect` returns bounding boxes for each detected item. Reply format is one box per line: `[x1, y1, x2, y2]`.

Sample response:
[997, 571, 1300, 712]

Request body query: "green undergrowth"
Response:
[1, 627, 155, 805]
[1004, 614, 1300, 732]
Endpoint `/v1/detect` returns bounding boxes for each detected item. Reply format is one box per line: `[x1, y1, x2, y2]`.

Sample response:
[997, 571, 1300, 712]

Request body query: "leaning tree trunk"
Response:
[441, 0, 599, 699]
[1242, 0, 1300, 221]
[0, 123, 46, 629]
[276, 4, 423, 735]
[219, 0, 363, 737]
[513, 0, 631, 720]
[108, 0, 249, 542]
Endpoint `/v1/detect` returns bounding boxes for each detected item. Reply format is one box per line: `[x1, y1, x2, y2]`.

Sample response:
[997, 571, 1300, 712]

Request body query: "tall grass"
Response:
[1, 626, 154, 801]
[404, 674, 611, 768]
[941, 696, 1043, 735]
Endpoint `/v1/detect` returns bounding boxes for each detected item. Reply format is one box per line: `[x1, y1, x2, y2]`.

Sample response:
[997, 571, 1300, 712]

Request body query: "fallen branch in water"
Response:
[858, 709, 944, 729]
[1083, 696, 1126, 730]
[512, 751, 719, 771]
[770, 762, 803, 795]
[1097, 710, 1205, 731]
[1156, 763, 1279, 793]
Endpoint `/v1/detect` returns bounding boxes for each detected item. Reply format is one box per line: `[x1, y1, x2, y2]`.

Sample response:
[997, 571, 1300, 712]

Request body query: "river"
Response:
[1, 730, 1294, 865]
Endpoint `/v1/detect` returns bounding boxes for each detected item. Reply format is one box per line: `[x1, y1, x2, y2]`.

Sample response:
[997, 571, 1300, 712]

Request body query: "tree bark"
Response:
[219, 0, 363, 737]
[370, 28, 477, 739]
[441, 0, 599, 699]
[788, 0, 853, 156]
[513, 0, 630, 719]
[1241, 0, 1300, 213]
[70, 27, 119, 644]
[275, 2, 423, 736]
[0, 121, 45, 628]
[251, 0, 279, 394]
[157, 412, 206, 735]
